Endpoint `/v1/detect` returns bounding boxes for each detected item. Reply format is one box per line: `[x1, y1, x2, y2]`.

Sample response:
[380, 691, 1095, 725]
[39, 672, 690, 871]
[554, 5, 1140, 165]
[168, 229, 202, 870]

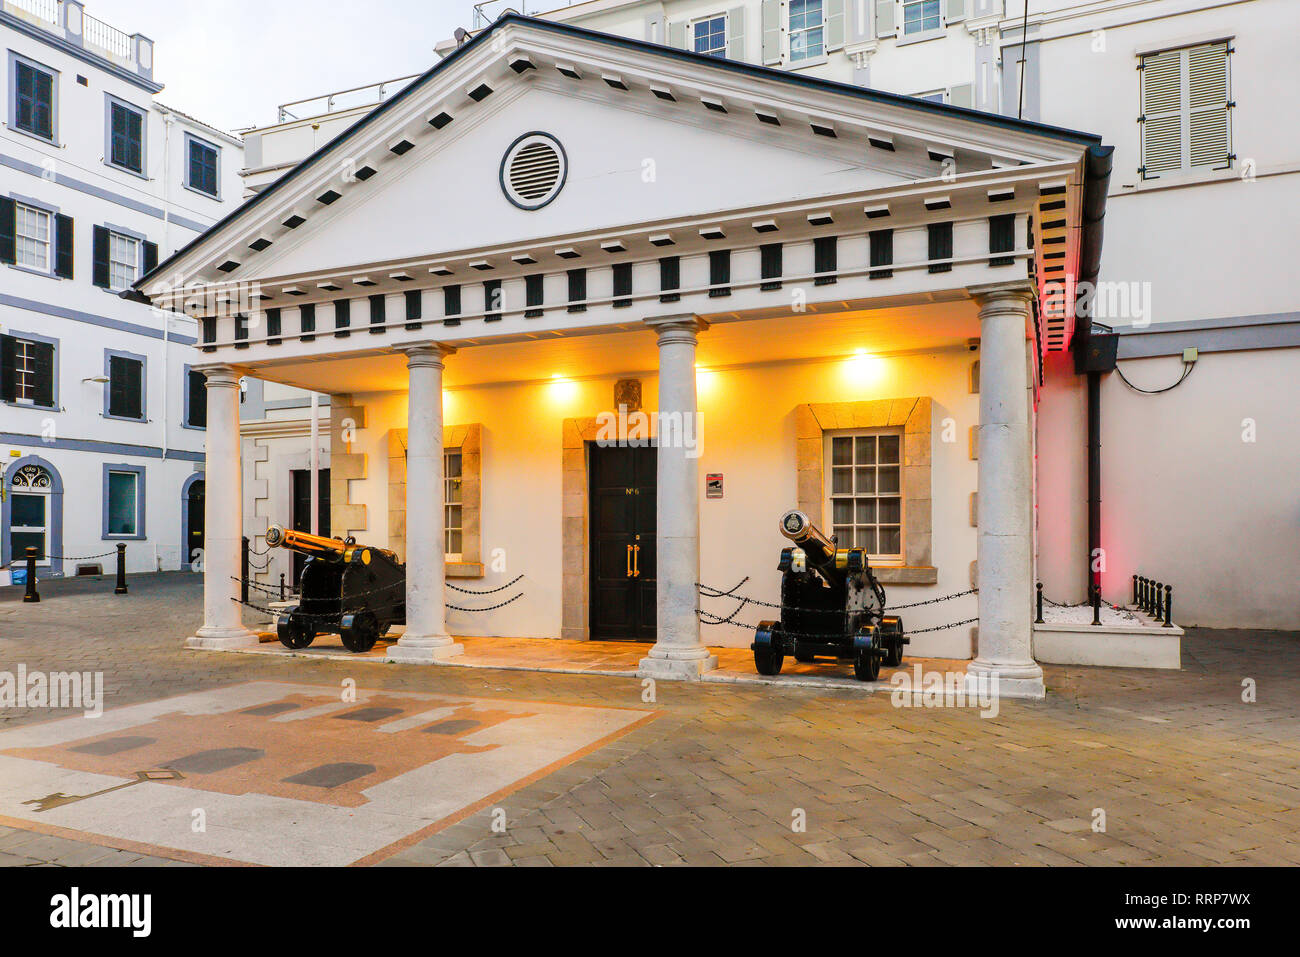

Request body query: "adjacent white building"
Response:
[1, 0, 243, 583]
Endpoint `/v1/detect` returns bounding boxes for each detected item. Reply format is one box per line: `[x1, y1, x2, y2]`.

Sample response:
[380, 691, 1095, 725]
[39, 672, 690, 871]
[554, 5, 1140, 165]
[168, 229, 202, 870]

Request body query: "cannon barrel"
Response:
[778, 510, 838, 574]
[265, 525, 349, 560]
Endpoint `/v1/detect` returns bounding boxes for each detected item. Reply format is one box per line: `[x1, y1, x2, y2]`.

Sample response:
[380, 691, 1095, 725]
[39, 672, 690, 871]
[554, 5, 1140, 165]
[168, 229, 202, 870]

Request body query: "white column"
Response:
[639, 316, 717, 680]
[967, 285, 1044, 699]
[187, 365, 257, 649]
[387, 344, 463, 663]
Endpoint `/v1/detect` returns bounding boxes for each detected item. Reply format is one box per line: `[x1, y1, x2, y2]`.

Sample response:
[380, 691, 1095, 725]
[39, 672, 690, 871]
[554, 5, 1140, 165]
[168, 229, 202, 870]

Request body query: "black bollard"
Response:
[1163, 586, 1174, 628]
[1153, 581, 1163, 620]
[1035, 582, 1044, 624]
[1140, 577, 1150, 613]
[21, 547, 39, 603]
[1091, 583, 1102, 626]
[241, 536, 250, 605]
[114, 543, 128, 595]
[1132, 574, 1138, 606]
[279, 572, 286, 601]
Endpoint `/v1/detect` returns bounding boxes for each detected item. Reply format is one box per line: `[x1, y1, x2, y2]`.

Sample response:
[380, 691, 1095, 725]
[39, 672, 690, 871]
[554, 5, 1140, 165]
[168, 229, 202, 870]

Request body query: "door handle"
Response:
[633, 544, 640, 578]
[626, 544, 634, 578]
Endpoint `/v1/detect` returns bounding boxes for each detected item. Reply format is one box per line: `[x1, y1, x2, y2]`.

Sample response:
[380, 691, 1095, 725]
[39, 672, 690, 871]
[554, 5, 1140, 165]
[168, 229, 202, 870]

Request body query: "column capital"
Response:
[198, 364, 241, 388]
[398, 342, 457, 367]
[644, 314, 708, 344]
[968, 281, 1036, 310]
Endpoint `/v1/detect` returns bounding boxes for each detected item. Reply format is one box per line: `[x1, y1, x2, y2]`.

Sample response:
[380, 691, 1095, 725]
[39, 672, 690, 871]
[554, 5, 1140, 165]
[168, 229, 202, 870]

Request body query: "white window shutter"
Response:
[668, 20, 687, 50]
[1188, 42, 1230, 169]
[761, 0, 781, 64]
[946, 0, 966, 22]
[1140, 49, 1183, 175]
[875, 0, 895, 38]
[827, 0, 847, 50]
[727, 6, 747, 60]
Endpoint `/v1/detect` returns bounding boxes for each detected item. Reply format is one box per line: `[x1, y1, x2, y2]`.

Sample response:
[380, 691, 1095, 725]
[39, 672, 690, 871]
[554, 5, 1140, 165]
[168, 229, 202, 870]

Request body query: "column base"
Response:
[965, 658, 1046, 700]
[186, 626, 259, 650]
[638, 647, 718, 681]
[384, 634, 464, 664]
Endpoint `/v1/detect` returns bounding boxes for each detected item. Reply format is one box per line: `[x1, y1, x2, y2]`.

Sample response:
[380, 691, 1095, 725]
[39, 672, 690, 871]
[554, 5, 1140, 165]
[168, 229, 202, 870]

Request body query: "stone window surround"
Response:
[386, 423, 482, 578]
[795, 397, 936, 584]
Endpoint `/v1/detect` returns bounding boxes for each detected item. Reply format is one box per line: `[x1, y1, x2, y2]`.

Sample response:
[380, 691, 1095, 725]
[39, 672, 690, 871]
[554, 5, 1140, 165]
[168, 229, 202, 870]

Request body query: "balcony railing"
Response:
[4, 0, 59, 26]
[83, 11, 132, 60]
[276, 75, 422, 123]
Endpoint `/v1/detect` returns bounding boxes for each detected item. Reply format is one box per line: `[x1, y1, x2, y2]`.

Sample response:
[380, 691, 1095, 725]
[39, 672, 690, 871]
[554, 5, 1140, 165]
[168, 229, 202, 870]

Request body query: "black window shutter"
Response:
[266, 307, 282, 346]
[201, 317, 217, 352]
[524, 274, 544, 318]
[760, 243, 783, 291]
[814, 236, 838, 285]
[708, 250, 731, 297]
[989, 214, 1016, 267]
[484, 279, 502, 321]
[405, 289, 423, 329]
[109, 355, 142, 418]
[187, 369, 207, 427]
[142, 239, 158, 275]
[441, 286, 459, 325]
[92, 225, 110, 288]
[659, 256, 680, 303]
[234, 314, 249, 349]
[928, 222, 954, 273]
[300, 303, 315, 342]
[31, 340, 54, 408]
[0, 335, 16, 402]
[869, 229, 894, 279]
[369, 293, 386, 334]
[333, 299, 350, 338]
[612, 263, 633, 308]
[54, 214, 73, 278]
[0, 197, 17, 265]
[567, 268, 587, 312]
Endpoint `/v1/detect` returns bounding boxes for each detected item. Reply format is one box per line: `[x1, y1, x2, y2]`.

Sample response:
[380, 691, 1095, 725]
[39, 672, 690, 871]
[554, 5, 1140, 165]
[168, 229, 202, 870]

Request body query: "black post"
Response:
[279, 572, 286, 601]
[1091, 583, 1102, 626]
[1153, 581, 1163, 620]
[1086, 370, 1102, 599]
[1132, 574, 1138, 606]
[114, 543, 128, 595]
[1139, 577, 1149, 613]
[21, 547, 39, 603]
[241, 536, 250, 605]
[1035, 582, 1044, 624]
[1164, 586, 1173, 628]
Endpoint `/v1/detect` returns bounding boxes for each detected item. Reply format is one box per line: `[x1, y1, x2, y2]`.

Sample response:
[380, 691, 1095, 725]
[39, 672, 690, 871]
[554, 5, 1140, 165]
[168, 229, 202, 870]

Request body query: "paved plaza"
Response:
[0, 573, 1297, 867]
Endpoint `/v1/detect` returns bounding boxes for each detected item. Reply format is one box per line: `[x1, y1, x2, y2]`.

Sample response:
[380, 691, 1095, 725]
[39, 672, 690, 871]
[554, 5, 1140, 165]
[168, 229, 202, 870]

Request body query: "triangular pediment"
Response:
[142, 13, 1099, 301]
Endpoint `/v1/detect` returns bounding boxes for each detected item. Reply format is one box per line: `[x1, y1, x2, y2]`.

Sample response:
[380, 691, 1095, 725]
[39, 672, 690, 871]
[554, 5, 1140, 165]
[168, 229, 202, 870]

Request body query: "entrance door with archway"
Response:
[184, 478, 205, 569]
[588, 443, 656, 641]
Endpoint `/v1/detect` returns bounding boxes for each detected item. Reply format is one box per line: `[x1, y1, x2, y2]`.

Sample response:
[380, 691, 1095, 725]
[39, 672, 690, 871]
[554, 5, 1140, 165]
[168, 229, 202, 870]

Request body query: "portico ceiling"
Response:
[235, 299, 980, 395]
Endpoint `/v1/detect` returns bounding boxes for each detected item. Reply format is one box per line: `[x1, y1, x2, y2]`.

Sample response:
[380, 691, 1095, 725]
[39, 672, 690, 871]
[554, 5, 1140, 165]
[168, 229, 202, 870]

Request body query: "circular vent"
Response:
[500, 132, 567, 210]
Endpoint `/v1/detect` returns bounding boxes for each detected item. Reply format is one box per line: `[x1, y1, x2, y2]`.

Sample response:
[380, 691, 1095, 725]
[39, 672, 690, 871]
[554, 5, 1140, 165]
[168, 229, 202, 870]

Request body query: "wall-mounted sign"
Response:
[706, 473, 723, 499]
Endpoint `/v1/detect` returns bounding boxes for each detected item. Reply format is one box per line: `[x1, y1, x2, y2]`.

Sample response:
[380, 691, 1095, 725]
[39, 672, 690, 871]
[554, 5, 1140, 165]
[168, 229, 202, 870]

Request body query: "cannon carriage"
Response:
[751, 510, 908, 681]
[266, 525, 406, 653]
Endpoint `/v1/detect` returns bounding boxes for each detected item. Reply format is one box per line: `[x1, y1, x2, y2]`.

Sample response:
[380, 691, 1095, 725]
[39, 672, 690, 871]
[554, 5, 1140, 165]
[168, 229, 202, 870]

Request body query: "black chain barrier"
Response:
[446, 574, 525, 595]
[695, 582, 978, 618]
[232, 591, 526, 616]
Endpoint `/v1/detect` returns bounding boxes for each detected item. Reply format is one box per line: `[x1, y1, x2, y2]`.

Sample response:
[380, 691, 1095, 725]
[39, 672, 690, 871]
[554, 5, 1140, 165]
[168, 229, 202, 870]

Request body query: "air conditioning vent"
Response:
[501, 133, 567, 210]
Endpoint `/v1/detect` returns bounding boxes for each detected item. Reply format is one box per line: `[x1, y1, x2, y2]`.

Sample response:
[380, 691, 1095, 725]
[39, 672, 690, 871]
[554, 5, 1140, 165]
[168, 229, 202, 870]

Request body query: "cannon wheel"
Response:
[277, 609, 315, 650]
[752, 620, 786, 676]
[881, 617, 905, 668]
[853, 628, 882, 682]
[339, 610, 382, 653]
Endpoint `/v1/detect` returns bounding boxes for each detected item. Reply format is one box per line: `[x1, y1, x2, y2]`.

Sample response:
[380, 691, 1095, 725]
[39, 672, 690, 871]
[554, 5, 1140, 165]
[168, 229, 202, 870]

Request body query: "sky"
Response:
[85, 0, 483, 133]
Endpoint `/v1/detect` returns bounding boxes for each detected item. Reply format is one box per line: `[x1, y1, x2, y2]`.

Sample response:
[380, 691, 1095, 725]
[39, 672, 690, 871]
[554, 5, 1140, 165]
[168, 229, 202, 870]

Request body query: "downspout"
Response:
[1074, 145, 1116, 596]
[160, 110, 175, 464]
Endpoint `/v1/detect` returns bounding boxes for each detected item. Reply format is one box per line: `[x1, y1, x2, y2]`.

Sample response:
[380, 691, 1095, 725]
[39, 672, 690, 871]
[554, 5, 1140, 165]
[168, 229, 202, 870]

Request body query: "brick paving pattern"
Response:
[1, 573, 1297, 866]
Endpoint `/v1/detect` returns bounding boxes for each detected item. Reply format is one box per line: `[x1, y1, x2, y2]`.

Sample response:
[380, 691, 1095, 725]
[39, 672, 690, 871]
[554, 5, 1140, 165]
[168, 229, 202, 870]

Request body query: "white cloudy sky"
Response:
[87, 0, 488, 132]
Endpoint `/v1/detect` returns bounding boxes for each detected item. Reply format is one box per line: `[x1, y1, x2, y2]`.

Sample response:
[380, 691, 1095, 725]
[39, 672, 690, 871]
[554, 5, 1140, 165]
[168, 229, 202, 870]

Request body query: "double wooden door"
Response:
[588, 444, 656, 641]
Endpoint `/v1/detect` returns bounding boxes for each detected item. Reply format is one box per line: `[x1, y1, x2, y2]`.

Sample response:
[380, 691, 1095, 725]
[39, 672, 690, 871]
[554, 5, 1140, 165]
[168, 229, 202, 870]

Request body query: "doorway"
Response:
[588, 443, 656, 641]
[185, 479, 205, 568]
[290, 468, 330, 587]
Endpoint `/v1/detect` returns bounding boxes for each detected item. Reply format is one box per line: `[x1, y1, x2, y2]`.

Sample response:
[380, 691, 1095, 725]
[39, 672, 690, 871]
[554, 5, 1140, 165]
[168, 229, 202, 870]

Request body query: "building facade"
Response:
[0, 0, 243, 583]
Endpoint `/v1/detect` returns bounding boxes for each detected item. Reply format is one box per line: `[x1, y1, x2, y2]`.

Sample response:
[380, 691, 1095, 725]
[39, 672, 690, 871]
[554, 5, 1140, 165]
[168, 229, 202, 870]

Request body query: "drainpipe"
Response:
[310, 393, 320, 536]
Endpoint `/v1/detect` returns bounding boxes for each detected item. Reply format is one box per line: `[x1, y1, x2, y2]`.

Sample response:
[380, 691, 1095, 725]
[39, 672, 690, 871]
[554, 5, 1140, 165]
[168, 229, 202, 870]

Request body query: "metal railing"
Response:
[83, 11, 132, 59]
[4, 0, 58, 24]
[470, 1, 579, 30]
[276, 74, 422, 123]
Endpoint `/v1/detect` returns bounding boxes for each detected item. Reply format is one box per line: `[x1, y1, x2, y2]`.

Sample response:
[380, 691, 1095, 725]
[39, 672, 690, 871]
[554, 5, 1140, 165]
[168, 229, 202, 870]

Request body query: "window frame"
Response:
[788, 0, 827, 64]
[13, 200, 52, 274]
[2, 328, 59, 410]
[691, 12, 728, 59]
[184, 132, 221, 199]
[8, 51, 57, 144]
[1138, 41, 1234, 179]
[105, 227, 143, 292]
[104, 93, 147, 177]
[101, 463, 146, 540]
[103, 348, 147, 423]
[824, 427, 906, 564]
[444, 447, 463, 561]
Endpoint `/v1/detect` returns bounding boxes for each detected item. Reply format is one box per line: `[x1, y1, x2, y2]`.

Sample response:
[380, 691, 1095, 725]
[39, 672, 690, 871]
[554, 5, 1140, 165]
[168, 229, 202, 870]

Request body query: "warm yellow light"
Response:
[843, 350, 885, 385]
[548, 374, 578, 401]
[695, 367, 716, 393]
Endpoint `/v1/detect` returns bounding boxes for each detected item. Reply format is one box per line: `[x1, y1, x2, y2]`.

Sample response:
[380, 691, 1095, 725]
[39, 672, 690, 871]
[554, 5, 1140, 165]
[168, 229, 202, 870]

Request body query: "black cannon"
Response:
[266, 525, 405, 653]
[751, 510, 907, 681]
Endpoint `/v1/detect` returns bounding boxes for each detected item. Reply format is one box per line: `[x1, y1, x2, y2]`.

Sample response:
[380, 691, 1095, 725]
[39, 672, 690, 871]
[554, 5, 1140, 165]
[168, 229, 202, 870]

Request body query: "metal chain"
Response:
[446, 574, 525, 595]
[697, 610, 979, 638]
[447, 592, 525, 612]
[697, 577, 751, 599]
[695, 582, 977, 618]
[889, 588, 978, 610]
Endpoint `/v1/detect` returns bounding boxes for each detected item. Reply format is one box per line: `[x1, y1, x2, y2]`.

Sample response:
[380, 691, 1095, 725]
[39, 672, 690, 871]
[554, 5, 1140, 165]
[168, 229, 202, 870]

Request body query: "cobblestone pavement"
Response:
[1, 573, 1297, 867]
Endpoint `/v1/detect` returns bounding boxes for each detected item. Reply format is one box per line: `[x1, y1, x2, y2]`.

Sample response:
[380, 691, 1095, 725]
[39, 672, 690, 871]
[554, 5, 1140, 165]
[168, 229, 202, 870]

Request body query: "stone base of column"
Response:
[638, 647, 718, 681]
[384, 634, 464, 664]
[186, 626, 259, 650]
[964, 658, 1045, 700]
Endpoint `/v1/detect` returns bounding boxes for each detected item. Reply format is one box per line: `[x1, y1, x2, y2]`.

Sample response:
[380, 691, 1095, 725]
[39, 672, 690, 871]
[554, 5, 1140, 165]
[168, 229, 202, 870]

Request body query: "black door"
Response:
[290, 468, 330, 586]
[186, 480, 205, 567]
[589, 443, 656, 641]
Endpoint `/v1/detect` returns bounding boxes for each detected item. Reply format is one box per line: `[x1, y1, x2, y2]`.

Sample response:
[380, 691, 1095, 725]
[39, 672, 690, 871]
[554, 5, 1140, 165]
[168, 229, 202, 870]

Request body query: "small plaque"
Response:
[705, 473, 723, 499]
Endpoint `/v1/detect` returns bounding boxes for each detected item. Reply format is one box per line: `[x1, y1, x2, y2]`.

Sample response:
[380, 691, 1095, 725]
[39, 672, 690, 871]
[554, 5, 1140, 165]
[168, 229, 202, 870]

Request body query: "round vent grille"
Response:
[500, 133, 567, 210]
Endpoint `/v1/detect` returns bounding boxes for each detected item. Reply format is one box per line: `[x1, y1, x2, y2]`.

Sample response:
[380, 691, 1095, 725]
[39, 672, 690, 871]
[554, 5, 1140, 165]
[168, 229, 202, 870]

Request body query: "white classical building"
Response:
[139, 12, 1120, 697]
[1, 0, 243, 583]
